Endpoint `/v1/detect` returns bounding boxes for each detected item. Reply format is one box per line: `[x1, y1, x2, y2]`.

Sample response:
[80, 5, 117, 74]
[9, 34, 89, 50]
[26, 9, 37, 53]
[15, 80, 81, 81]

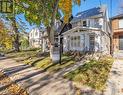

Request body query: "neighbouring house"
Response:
[29, 28, 44, 48]
[62, 5, 111, 54]
[111, 14, 123, 53]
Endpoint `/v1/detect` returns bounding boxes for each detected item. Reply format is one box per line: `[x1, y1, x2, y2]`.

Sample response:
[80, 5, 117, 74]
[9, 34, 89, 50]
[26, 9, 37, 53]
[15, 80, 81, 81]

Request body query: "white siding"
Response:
[29, 28, 42, 48]
[95, 32, 101, 52]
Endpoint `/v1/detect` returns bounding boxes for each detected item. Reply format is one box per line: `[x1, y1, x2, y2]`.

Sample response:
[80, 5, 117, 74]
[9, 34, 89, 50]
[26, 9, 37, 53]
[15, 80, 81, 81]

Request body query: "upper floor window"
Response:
[35, 31, 38, 36]
[83, 21, 87, 27]
[119, 19, 123, 28]
[94, 19, 99, 26]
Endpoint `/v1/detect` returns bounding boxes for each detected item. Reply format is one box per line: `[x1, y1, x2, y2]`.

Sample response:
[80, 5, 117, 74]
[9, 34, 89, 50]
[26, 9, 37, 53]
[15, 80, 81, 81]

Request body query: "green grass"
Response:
[7, 50, 76, 73]
[64, 56, 114, 91]
[6, 49, 40, 62]
[26, 55, 75, 73]
[6, 50, 114, 91]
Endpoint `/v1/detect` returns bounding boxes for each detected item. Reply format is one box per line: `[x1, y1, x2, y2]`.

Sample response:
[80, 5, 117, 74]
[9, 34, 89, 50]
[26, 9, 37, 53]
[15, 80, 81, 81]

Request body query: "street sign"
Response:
[0, 0, 13, 13]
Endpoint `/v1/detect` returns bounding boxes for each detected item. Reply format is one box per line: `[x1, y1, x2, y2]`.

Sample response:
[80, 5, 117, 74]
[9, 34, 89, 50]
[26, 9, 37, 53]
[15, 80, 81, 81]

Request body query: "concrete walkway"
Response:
[0, 58, 77, 95]
[104, 59, 123, 95]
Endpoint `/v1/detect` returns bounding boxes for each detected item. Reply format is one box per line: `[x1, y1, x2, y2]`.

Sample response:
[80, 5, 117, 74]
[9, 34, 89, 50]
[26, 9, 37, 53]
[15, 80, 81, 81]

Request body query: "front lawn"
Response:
[7, 50, 76, 73]
[25, 55, 75, 73]
[7, 50, 114, 91]
[64, 56, 114, 91]
[6, 49, 40, 60]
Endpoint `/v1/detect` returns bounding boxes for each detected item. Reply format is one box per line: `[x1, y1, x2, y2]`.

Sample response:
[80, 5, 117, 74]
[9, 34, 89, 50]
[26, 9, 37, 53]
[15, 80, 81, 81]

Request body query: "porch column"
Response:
[95, 32, 101, 52]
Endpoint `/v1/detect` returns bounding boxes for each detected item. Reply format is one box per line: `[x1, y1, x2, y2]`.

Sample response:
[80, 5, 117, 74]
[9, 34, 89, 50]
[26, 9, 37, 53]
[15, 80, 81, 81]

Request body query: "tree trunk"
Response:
[12, 17, 20, 52]
[49, 0, 60, 63]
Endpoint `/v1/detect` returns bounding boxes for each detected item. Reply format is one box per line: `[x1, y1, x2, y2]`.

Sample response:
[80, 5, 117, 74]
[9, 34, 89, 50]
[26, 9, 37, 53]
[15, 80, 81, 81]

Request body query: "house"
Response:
[111, 14, 123, 53]
[62, 5, 111, 54]
[29, 28, 44, 48]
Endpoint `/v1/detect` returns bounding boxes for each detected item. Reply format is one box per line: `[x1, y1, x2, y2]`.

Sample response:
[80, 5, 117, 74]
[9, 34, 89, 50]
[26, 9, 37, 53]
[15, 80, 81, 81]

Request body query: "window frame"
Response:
[70, 36, 81, 48]
[119, 19, 123, 29]
[89, 35, 95, 51]
[83, 21, 87, 27]
[35, 31, 38, 37]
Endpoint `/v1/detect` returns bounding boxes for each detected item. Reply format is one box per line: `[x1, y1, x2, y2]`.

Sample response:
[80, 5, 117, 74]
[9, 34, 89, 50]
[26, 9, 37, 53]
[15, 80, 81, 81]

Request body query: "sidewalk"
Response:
[0, 58, 77, 95]
[104, 59, 123, 95]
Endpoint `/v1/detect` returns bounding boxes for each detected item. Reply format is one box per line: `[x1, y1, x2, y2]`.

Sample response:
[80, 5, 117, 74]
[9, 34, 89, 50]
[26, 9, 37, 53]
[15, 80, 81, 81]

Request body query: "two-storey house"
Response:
[29, 28, 44, 48]
[62, 5, 111, 54]
[111, 14, 123, 53]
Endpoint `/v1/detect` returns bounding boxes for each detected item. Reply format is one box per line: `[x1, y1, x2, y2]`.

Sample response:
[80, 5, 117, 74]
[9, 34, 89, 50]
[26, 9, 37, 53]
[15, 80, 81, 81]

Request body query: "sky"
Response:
[17, 0, 122, 33]
[72, 0, 121, 17]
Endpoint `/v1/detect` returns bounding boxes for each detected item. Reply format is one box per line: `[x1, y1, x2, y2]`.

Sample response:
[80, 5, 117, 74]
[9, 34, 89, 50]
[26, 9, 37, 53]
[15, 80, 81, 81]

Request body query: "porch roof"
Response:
[62, 26, 102, 35]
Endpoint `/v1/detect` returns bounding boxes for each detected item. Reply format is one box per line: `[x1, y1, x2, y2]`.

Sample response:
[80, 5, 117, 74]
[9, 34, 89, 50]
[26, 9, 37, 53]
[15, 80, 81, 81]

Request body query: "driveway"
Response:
[0, 58, 77, 95]
[113, 51, 123, 59]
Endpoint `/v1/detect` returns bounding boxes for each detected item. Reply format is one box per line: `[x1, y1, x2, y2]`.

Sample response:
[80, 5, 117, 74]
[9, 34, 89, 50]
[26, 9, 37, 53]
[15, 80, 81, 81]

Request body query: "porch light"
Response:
[0, 0, 13, 13]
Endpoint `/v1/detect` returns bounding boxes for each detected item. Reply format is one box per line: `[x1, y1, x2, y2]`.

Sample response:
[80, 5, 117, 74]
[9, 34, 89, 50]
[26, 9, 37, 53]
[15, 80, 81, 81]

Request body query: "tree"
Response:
[20, 36, 29, 50]
[1, 0, 29, 52]
[0, 21, 13, 51]
[18, 0, 83, 62]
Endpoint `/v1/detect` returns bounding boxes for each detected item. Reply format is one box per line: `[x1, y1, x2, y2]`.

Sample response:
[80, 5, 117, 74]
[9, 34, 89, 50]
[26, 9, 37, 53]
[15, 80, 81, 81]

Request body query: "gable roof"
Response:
[72, 7, 104, 22]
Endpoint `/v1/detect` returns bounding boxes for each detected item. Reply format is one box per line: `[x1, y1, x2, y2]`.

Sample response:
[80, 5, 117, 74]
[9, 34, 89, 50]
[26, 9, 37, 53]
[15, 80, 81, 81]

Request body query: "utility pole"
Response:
[110, 0, 112, 17]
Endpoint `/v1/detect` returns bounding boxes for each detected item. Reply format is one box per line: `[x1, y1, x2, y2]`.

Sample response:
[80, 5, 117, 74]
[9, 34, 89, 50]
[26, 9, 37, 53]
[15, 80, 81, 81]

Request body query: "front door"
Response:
[119, 36, 123, 50]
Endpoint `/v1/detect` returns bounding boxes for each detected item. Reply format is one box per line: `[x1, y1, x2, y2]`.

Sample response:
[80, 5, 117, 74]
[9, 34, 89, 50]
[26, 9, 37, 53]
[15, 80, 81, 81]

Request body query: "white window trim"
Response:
[119, 19, 123, 29]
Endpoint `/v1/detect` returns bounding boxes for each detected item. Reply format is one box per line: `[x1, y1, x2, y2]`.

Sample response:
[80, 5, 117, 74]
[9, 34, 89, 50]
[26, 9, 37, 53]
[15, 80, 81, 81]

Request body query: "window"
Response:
[74, 37, 77, 47]
[94, 19, 99, 27]
[89, 35, 95, 51]
[77, 36, 80, 47]
[71, 37, 73, 47]
[83, 21, 87, 27]
[35, 31, 38, 36]
[119, 19, 123, 28]
[70, 36, 80, 48]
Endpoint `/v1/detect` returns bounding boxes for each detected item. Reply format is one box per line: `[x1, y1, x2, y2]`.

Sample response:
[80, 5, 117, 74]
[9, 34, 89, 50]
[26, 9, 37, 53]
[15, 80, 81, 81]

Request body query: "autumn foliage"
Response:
[59, 0, 81, 22]
[0, 21, 13, 50]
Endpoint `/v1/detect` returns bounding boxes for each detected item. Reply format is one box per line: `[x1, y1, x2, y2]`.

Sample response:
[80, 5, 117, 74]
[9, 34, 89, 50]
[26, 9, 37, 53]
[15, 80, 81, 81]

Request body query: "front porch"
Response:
[62, 26, 109, 54]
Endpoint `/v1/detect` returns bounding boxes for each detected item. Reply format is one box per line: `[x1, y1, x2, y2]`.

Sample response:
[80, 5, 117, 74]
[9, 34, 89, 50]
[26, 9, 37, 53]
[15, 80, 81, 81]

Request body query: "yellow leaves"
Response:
[59, 0, 81, 23]
[59, 0, 72, 23]
[76, 0, 81, 5]
[0, 21, 13, 50]
[3, 37, 13, 49]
